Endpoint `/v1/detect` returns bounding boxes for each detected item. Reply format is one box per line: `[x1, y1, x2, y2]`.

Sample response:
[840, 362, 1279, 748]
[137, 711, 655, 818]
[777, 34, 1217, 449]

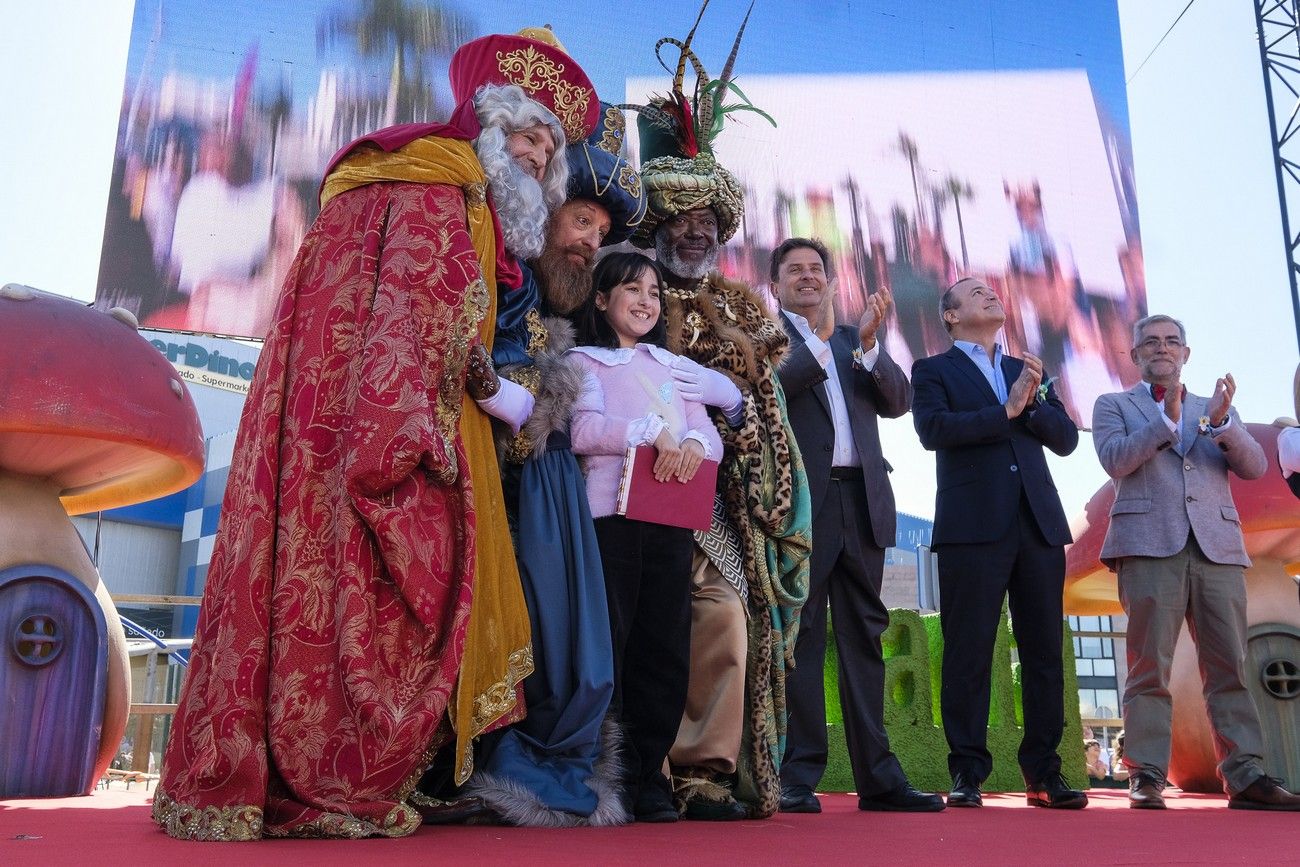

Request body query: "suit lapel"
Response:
[946, 345, 1000, 406]
[1125, 383, 1162, 428]
[1000, 354, 1022, 403]
[1180, 392, 1206, 455]
[780, 312, 832, 419]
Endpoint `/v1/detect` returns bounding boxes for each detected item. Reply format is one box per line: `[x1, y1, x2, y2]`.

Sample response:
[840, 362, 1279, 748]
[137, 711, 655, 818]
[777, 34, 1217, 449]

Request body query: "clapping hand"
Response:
[1160, 377, 1183, 423]
[813, 285, 838, 341]
[1004, 352, 1043, 418]
[858, 285, 893, 351]
[1208, 373, 1236, 427]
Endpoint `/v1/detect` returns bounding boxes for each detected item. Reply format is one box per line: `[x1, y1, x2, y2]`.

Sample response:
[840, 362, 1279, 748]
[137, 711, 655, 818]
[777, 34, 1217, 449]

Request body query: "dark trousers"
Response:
[782, 474, 907, 797]
[593, 515, 693, 797]
[936, 494, 1066, 785]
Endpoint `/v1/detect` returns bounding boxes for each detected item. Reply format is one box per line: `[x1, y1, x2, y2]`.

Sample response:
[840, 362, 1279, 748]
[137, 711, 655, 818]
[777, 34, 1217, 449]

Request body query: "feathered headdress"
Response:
[625, 0, 775, 247]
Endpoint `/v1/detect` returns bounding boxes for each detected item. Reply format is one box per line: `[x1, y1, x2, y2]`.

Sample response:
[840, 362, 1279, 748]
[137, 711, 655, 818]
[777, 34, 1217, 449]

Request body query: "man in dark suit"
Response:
[773, 238, 943, 814]
[911, 276, 1086, 809]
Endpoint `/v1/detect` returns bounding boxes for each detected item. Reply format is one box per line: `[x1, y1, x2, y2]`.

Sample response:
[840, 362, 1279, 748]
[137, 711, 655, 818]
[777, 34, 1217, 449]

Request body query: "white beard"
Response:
[475, 130, 549, 261]
[655, 231, 721, 282]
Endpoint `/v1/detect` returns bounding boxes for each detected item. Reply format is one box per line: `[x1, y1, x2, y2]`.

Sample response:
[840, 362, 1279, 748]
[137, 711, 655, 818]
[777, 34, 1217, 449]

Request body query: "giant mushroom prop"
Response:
[1065, 422, 1300, 792]
[0, 284, 204, 795]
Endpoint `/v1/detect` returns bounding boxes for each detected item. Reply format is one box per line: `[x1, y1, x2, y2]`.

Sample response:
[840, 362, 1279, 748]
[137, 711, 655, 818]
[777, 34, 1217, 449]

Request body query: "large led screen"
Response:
[95, 0, 1139, 423]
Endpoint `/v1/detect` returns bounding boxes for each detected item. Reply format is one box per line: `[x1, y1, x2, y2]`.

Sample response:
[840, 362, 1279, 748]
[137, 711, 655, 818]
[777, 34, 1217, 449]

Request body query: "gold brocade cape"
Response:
[326, 137, 535, 783]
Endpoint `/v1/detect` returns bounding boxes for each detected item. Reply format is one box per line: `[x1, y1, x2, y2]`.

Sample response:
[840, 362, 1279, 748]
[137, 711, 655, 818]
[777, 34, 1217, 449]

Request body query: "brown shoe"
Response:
[1129, 773, 1166, 810]
[1229, 775, 1300, 811]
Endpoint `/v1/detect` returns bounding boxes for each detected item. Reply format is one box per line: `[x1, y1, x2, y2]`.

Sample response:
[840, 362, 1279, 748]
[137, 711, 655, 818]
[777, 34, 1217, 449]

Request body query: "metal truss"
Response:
[1256, 0, 1300, 349]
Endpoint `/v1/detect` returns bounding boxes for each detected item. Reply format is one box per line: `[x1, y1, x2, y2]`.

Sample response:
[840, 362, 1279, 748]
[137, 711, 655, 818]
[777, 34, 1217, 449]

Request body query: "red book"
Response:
[615, 445, 718, 531]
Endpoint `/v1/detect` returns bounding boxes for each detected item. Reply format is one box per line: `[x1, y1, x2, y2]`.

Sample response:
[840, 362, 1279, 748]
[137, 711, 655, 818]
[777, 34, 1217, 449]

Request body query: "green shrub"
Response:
[817, 608, 1086, 793]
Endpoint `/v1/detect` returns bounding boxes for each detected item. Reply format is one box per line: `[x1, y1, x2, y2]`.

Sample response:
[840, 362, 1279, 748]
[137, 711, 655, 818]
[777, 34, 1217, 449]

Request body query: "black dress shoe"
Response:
[1026, 773, 1088, 809]
[633, 787, 679, 823]
[946, 773, 982, 808]
[859, 783, 945, 813]
[1228, 775, 1300, 811]
[779, 784, 822, 814]
[681, 796, 748, 821]
[1128, 772, 1166, 810]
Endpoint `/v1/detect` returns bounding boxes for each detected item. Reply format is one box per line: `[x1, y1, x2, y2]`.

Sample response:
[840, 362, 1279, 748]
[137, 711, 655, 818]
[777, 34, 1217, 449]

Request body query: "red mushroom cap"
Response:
[0, 285, 205, 514]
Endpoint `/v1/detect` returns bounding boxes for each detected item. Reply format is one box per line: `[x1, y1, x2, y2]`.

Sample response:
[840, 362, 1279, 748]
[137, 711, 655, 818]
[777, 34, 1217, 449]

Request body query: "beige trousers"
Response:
[668, 548, 748, 773]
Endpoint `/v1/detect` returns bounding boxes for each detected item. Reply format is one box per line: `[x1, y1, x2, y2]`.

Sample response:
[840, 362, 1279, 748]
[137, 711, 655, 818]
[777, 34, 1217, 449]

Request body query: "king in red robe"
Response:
[152, 32, 599, 840]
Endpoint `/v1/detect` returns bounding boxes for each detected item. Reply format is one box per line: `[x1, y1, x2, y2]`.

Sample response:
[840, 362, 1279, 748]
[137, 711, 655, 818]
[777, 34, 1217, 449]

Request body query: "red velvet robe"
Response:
[153, 174, 492, 840]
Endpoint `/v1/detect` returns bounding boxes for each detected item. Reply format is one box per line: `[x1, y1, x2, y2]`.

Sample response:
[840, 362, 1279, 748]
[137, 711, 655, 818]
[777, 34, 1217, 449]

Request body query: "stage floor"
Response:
[2, 785, 1294, 865]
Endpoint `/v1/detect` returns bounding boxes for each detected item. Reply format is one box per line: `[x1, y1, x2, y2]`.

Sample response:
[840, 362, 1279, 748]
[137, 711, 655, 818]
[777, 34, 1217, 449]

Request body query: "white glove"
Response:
[671, 355, 742, 416]
[475, 377, 535, 436]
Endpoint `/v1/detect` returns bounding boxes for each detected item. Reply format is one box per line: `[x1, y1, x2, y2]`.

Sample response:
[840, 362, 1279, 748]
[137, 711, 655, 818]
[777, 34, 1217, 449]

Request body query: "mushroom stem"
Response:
[0, 470, 132, 791]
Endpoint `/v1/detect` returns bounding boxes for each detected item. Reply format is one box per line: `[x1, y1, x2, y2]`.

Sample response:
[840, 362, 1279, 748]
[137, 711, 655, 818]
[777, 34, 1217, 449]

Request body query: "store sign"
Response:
[149, 339, 255, 395]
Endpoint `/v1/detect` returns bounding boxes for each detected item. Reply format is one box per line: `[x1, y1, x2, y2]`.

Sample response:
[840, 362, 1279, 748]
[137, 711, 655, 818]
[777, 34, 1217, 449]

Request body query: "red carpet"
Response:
[2, 787, 1294, 865]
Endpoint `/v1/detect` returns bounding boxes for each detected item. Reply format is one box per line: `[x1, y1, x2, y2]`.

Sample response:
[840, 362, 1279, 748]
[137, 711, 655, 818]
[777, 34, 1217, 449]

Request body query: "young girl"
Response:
[568, 252, 723, 822]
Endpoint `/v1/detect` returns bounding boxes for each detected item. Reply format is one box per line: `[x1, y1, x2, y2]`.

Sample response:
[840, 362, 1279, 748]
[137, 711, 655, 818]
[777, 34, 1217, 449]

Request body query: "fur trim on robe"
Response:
[462, 716, 629, 827]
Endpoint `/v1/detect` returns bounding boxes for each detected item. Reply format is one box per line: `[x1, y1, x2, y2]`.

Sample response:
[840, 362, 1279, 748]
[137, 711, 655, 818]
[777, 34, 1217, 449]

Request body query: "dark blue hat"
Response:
[565, 103, 648, 246]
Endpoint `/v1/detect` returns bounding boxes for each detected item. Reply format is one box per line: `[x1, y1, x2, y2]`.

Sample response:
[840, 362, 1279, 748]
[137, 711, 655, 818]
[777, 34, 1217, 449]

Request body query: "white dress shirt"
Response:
[952, 340, 1008, 403]
[785, 311, 878, 468]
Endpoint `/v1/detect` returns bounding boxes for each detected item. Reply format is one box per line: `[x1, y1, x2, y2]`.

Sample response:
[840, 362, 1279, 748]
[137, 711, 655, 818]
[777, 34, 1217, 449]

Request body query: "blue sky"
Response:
[1, 0, 1293, 521]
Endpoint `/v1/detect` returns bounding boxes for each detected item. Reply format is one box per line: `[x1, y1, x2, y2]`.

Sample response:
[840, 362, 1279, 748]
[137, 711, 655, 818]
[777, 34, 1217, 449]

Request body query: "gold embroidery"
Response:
[502, 365, 543, 463]
[617, 164, 643, 199]
[524, 307, 548, 357]
[463, 182, 487, 208]
[469, 643, 534, 738]
[151, 788, 263, 841]
[496, 46, 592, 142]
[431, 277, 489, 483]
[597, 105, 625, 154]
[395, 723, 452, 802]
[262, 804, 420, 839]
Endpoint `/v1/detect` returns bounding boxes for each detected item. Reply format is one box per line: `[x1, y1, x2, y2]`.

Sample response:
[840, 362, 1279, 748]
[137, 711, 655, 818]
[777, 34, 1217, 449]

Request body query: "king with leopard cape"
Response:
[153, 131, 531, 840]
[663, 271, 811, 817]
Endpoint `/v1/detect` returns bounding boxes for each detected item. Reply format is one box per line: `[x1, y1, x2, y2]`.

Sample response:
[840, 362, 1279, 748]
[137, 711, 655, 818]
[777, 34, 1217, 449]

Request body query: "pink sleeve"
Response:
[569, 366, 663, 456]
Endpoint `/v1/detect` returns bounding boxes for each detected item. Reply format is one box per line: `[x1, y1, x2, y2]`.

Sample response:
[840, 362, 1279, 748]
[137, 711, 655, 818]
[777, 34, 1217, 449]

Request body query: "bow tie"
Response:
[1151, 384, 1185, 403]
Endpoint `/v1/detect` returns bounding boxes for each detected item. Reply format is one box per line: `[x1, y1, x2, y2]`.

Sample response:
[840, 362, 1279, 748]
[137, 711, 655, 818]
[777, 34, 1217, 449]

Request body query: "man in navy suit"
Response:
[911, 277, 1086, 809]
[772, 238, 944, 814]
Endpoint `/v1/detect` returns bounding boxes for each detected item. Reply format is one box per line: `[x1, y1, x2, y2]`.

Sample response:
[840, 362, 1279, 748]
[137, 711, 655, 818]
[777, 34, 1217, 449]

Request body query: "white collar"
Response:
[568, 343, 679, 367]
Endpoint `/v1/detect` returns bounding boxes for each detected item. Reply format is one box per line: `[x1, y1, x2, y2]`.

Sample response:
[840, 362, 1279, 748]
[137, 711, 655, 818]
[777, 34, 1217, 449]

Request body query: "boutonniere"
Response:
[1036, 376, 1056, 404]
[851, 347, 865, 369]
[1198, 416, 1211, 435]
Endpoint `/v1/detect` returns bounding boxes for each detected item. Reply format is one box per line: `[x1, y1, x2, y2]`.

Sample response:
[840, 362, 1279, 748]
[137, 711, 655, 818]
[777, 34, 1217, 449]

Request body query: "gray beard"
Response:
[655, 232, 720, 282]
[476, 134, 549, 261]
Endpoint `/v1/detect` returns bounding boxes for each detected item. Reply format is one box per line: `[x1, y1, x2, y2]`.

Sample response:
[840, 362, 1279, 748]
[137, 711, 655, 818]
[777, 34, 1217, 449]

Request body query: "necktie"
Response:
[1152, 384, 1185, 403]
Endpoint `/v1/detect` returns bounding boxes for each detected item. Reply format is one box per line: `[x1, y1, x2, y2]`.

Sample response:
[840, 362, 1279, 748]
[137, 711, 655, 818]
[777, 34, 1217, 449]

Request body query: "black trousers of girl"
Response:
[592, 515, 693, 811]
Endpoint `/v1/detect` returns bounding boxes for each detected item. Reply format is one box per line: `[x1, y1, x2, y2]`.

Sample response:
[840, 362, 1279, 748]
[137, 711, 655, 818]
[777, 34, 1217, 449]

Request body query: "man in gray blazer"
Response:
[1092, 313, 1300, 810]
[772, 238, 943, 814]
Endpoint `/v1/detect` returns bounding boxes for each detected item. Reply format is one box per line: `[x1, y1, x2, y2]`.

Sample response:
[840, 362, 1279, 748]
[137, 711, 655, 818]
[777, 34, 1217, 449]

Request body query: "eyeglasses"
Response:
[1137, 336, 1183, 351]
